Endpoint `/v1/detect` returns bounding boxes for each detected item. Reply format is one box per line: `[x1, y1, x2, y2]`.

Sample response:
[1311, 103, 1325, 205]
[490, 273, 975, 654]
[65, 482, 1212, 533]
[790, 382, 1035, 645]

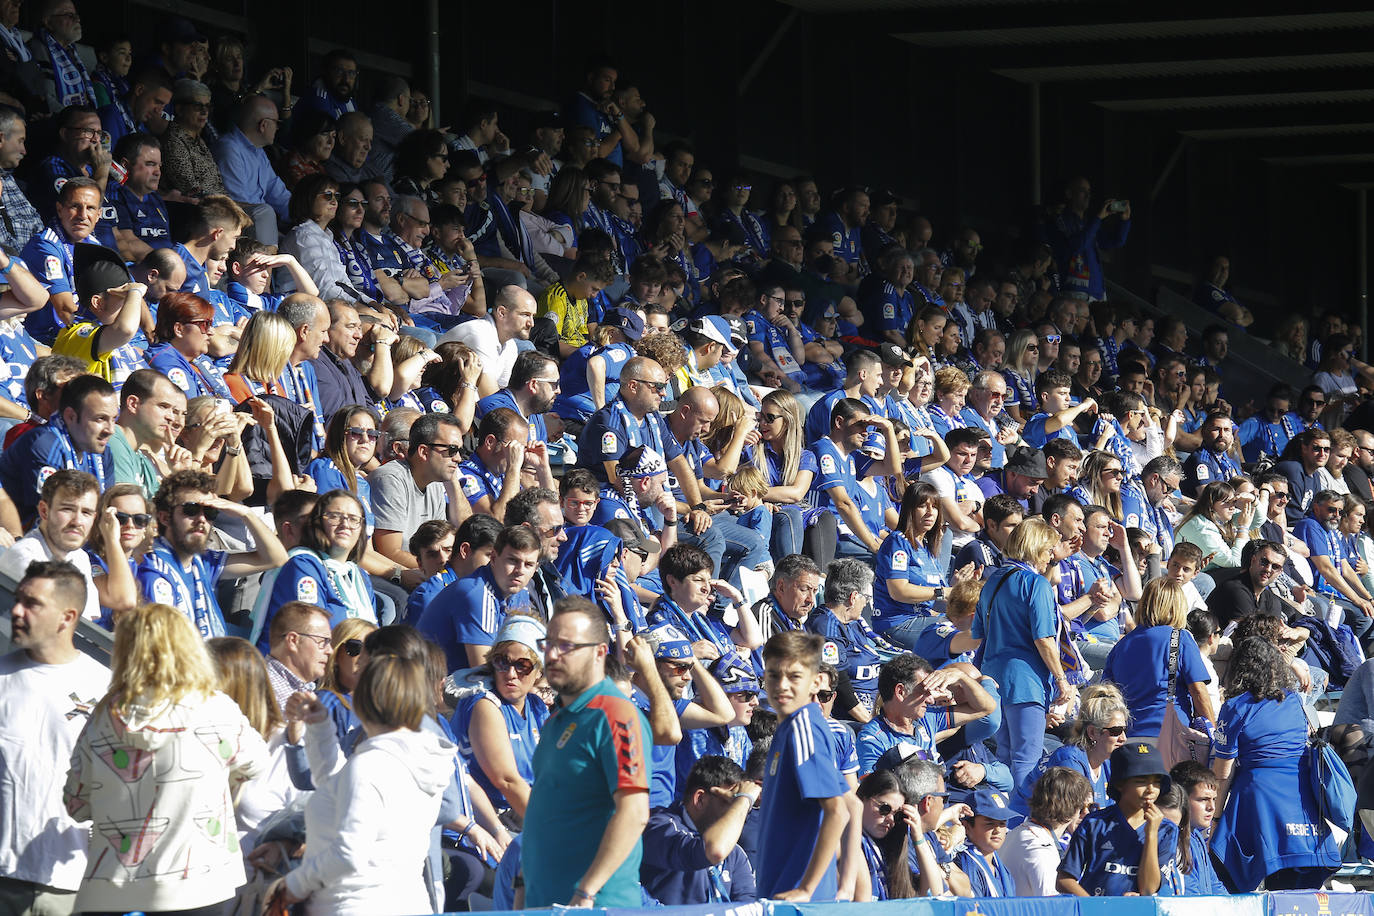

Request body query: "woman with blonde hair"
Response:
[1102, 577, 1216, 738]
[224, 310, 296, 401]
[317, 618, 378, 743]
[755, 387, 838, 564]
[175, 395, 255, 500]
[273, 655, 457, 915]
[65, 603, 269, 914]
[1014, 683, 1129, 813]
[1069, 450, 1126, 521]
[208, 636, 305, 850]
[973, 517, 1078, 789]
[1001, 328, 1040, 422]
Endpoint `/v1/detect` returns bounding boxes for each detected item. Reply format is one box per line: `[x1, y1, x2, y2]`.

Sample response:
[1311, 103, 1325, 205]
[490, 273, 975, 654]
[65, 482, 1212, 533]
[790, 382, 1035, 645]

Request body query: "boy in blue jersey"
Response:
[1169, 761, 1228, 896]
[1058, 741, 1178, 897]
[225, 237, 319, 313]
[954, 789, 1017, 897]
[755, 631, 850, 901]
[1023, 368, 1095, 449]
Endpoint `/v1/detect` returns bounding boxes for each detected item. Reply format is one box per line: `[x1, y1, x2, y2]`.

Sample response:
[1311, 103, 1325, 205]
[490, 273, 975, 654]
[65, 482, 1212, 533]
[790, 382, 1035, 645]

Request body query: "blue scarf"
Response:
[554, 525, 646, 630]
[333, 232, 379, 299]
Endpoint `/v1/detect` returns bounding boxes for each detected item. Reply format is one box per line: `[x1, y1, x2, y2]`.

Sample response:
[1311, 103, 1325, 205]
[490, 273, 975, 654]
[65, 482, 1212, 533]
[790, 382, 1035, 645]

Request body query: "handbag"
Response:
[1304, 729, 1357, 833]
[1158, 627, 1213, 768]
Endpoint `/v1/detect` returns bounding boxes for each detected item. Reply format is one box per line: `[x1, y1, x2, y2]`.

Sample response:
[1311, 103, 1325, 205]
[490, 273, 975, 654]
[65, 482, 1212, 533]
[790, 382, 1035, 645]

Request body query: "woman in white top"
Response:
[274, 655, 455, 916]
[1000, 766, 1094, 896]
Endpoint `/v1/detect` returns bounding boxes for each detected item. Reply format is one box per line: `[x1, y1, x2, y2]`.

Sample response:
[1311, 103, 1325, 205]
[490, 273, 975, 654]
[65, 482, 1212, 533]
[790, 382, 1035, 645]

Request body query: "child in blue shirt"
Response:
[1058, 741, 1179, 897]
[954, 789, 1017, 897]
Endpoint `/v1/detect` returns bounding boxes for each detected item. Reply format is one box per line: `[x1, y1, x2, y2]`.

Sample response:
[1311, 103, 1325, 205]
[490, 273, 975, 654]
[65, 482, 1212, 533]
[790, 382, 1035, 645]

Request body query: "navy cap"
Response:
[966, 788, 1015, 821]
[604, 305, 644, 341]
[873, 742, 937, 773]
[73, 243, 131, 306]
[1109, 741, 1173, 794]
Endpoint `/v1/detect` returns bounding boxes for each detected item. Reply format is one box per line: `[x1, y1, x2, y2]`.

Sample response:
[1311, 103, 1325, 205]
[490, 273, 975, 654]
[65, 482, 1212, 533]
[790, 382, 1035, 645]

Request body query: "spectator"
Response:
[1044, 176, 1129, 302]
[1211, 637, 1341, 890]
[260, 600, 335, 709]
[172, 193, 248, 296]
[0, 467, 105, 620]
[295, 48, 358, 121]
[278, 109, 335, 189]
[51, 243, 146, 386]
[451, 613, 549, 819]
[105, 133, 169, 260]
[1293, 488, 1374, 639]
[640, 754, 759, 905]
[136, 469, 287, 637]
[312, 616, 377, 743]
[106, 368, 188, 493]
[856, 653, 995, 775]
[64, 600, 268, 912]
[0, 104, 42, 253]
[0, 560, 110, 912]
[1014, 682, 1127, 813]
[1101, 578, 1215, 738]
[274, 654, 453, 914]
[807, 558, 896, 720]
[370, 412, 471, 572]
[161, 79, 227, 201]
[406, 515, 497, 622]
[1175, 480, 1256, 572]
[212, 94, 291, 244]
[391, 127, 448, 206]
[147, 290, 232, 399]
[96, 67, 171, 147]
[324, 110, 374, 184]
[1180, 410, 1241, 498]
[27, 0, 95, 113]
[418, 524, 538, 671]
[872, 481, 949, 648]
[973, 517, 1077, 788]
[811, 399, 903, 558]
[365, 73, 413, 179]
[523, 597, 652, 907]
[21, 175, 104, 345]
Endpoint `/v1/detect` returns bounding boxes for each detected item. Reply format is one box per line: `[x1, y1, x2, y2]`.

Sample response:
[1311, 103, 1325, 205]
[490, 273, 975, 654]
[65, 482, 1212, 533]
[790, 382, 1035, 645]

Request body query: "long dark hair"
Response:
[856, 770, 915, 899]
[299, 488, 368, 564]
[324, 404, 381, 495]
[1222, 636, 1296, 701]
[896, 481, 944, 555]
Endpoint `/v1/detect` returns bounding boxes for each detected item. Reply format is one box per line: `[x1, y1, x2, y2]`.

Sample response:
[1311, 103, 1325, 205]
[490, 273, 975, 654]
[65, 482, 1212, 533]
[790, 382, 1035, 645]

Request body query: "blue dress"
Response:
[1210, 691, 1340, 891]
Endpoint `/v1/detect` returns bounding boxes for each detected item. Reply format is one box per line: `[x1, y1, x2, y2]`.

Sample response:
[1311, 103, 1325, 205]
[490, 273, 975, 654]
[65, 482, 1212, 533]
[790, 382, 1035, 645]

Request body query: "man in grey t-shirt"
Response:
[370, 413, 471, 581]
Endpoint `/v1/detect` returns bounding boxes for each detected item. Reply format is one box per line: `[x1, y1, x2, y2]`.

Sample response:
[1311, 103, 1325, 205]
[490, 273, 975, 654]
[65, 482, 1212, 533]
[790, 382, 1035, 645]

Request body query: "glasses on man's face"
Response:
[292, 631, 331, 649]
[1271, 491, 1290, 502]
[492, 654, 537, 677]
[1312, 444, 1332, 453]
[346, 426, 380, 441]
[178, 501, 220, 521]
[534, 376, 561, 389]
[631, 378, 668, 394]
[426, 442, 463, 457]
[65, 127, 100, 140]
[1307, 398, 1327, 407]
[342, 638, 363, 657]
[323, 510, 363, 529]
[537, 523, 566, 540]
[661, 660, 693, 675]
[1042, 334, 1062, 344]
[115, 511, 152, 527]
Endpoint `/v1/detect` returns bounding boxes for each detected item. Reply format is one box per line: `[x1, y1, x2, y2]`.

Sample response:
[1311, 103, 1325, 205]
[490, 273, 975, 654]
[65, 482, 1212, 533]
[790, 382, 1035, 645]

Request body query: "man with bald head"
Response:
[665, 385, 771, 583]
[325, 110, 375, 184]
[211, 94, 291, 245]
[279, 294, 331, 450]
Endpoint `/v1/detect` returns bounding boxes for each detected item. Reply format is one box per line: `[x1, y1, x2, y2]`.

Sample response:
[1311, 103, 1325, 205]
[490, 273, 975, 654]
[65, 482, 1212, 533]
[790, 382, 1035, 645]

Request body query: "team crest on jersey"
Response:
[152, 577, 174, 604]
[296, 576, 319, 604]
[1195, 464, 1209, 481]
[891, 550, 909, 572]
[44, 255, 62, 280]
[819, 454, 837, 475]
[36, 465, 57, 488]
[821, 641, 840, 665]
[166, 367, 189, 390]
[556, 723, 577, 748]
[601, 431, 617, 454]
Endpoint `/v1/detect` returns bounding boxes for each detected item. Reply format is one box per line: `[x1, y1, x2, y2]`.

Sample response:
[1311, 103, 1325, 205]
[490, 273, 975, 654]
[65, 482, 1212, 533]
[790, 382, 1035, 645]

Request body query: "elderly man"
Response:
[311, 300, 394, 420]
[278, 295, 332, 451]
[0, 105, 44, 252]
[27, 0, 96, 113]
[263, 601, 334, 709]
[324, 110, 374, 184]
[753, 553, 823, 632]
[211, 94, 290, 245]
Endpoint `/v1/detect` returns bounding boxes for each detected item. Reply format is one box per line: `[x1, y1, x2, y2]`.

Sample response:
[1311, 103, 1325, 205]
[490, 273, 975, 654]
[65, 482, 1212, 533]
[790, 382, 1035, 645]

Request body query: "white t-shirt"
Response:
[0, 531, 100, 621]
[927, 465, 982, 549]
[440, 316, 518, 389]
[0, 650, 110, 890]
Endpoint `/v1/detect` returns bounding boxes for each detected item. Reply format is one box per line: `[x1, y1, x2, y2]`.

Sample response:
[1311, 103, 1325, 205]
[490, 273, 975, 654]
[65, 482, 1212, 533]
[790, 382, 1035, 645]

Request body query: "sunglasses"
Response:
[632, 378, 669, 394]
[178, 502, 220, 521]
[342, 638, 363, 657]
[759, 412, 784, 423]
[492, 654, 537, 677]
[425, 442, 463, 457]
[346, 426, 380, 441]
[182, 318, 213, 332]
[1097, 725, 1127, 736]
[1042, 334, 1062, 344]
[318, 190, 340, 201]
[731, 691, 758, 703]
[115, 511, 151, 526]
[874, 802, 898, 816]
[662, 660, 693, 674]
[816, 689, 836, 703]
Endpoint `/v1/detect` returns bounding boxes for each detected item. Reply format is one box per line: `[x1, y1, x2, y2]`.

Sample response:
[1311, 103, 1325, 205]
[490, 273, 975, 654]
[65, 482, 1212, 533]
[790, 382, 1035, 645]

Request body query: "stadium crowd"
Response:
[2, 5, 1374, 914]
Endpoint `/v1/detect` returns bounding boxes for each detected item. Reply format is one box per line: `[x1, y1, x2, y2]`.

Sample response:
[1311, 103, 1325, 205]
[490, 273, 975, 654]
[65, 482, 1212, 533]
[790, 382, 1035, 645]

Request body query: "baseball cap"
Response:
[720, 316, 748, 350]
[603, 517, 660, 556]
[873, 742, 937, 773]
[644, 623, 693, 661]
[1005, 446, 1048, 479]
[871, 189, 900, 208]
[966, 788, 1016, 822]
[1109, 741, 1173, 794]
[708, 653, 759, 694]
[877, 343, 915, 369]
[493, 614, 546, 656]
[604, 306, 644, 341]
[679, 316, 732, 351]
[617, 445, 667, 479]
[74, 244, 131, 308]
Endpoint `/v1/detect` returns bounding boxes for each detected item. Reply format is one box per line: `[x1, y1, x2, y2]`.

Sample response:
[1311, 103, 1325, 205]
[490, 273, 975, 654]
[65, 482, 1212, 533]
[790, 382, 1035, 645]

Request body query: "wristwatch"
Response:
[389, 565, 404, 586]
[692, 502, 708, 513]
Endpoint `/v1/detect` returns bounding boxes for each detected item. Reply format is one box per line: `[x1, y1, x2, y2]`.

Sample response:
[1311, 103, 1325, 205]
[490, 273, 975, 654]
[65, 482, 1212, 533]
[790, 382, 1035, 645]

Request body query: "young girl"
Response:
[1186, 609, 1222, 715]
[1156, 784, 1188, 895]
[954, 789, 1017, 897]
[1057, 741, 1179, 896]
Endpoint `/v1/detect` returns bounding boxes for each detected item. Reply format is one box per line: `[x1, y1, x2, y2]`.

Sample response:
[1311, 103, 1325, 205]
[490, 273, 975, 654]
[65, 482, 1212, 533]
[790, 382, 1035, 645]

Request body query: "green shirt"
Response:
[523, 677, 651, 907]
[107, 429, 159, 497]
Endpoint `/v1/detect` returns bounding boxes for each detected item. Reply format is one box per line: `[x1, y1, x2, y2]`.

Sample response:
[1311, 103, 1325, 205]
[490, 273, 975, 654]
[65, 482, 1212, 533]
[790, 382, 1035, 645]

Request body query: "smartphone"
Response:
[1108, 199, 1129, 213]
[214, 398, 233, 416]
